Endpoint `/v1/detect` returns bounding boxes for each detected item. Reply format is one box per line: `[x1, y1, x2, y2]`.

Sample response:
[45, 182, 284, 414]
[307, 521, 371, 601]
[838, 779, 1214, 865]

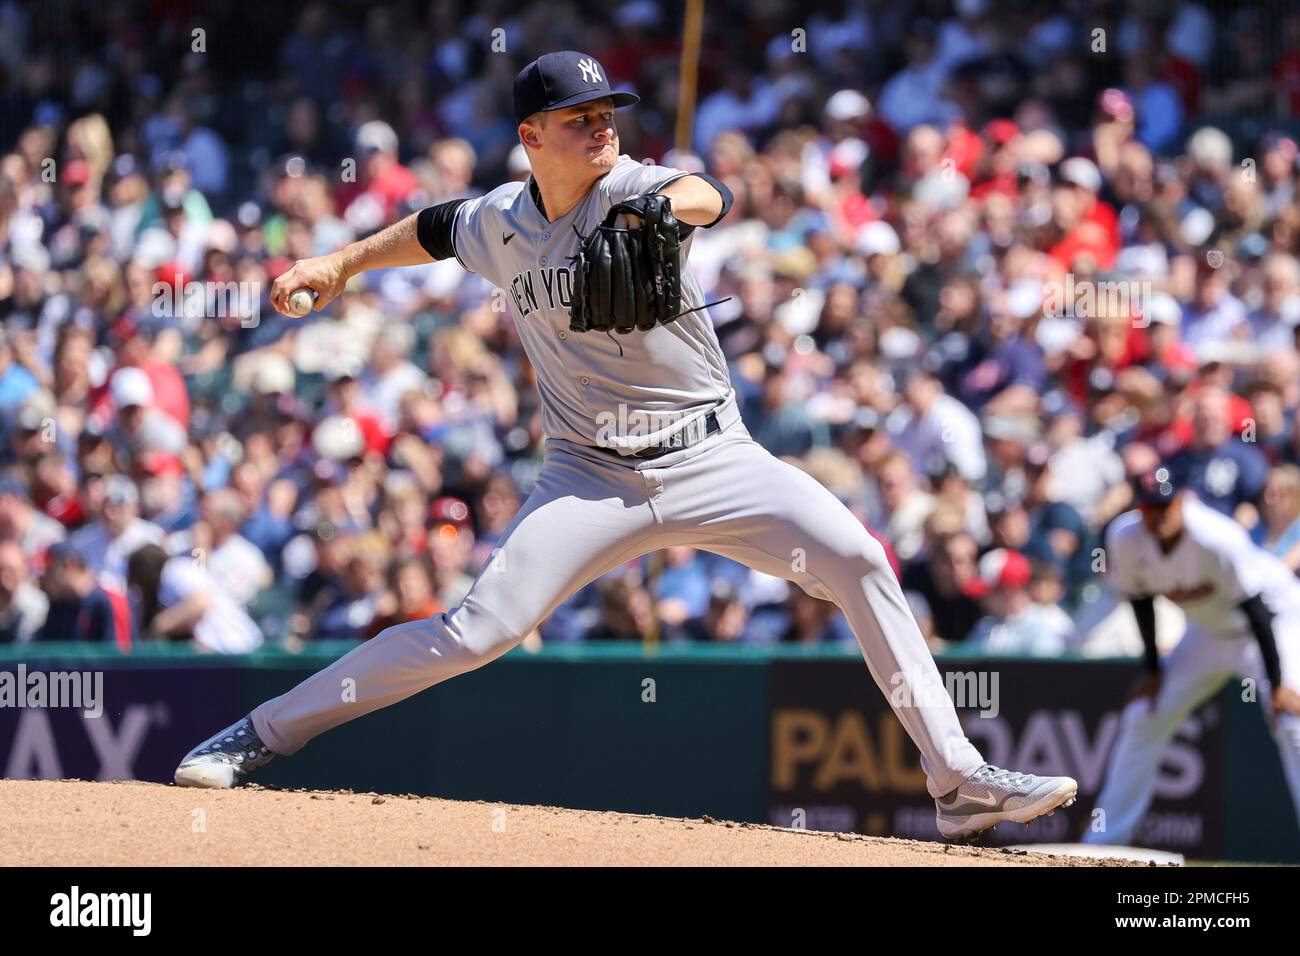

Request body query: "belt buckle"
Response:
[633, 441, 669, 460]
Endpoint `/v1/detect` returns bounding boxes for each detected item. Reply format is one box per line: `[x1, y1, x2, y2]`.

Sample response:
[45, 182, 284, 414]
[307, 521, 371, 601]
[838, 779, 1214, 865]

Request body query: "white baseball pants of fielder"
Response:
[250, 412, 986, 797]
[1083, 617, 1300, 845]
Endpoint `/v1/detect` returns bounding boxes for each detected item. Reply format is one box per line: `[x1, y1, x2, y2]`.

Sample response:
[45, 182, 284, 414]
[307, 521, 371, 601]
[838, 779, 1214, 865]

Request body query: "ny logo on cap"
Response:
[577, 57, 602, 85]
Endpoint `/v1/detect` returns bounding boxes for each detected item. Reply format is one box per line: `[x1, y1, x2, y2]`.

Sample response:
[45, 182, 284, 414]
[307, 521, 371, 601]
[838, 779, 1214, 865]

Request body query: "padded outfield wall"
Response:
[1, 643, 1295, 862]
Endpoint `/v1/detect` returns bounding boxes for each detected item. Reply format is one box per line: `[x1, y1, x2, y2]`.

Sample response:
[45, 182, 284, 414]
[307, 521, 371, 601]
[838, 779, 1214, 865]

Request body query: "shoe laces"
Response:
[974, 764, 1035, 789]
[211, 723, 267, 762]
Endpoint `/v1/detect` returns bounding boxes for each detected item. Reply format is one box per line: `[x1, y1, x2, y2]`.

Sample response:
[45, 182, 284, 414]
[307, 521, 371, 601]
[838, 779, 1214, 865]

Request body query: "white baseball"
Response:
[286, 288, 315, 318]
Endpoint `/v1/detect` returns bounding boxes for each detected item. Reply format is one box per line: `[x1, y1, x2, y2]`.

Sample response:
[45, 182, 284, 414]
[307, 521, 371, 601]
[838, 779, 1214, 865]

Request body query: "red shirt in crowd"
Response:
[336, 162, 421, 225]
[1051, 196, 1121, 273]
[87, 361, 190, 430]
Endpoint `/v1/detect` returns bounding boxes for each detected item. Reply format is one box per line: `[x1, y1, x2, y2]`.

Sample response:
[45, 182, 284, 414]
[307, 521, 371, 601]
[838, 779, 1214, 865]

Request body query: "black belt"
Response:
[591, 411, 721, 461]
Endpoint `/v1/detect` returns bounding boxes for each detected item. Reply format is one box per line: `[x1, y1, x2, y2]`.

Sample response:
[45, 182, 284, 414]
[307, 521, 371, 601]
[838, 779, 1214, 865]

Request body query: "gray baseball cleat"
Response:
[935, 764, 1078, 839]
[174, 717, 276, 788]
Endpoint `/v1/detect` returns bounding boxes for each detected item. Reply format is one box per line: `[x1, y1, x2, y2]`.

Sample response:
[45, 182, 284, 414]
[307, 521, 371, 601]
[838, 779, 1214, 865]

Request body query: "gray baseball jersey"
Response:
[449, 155, 732, 452]
[247, 154, 991, 803]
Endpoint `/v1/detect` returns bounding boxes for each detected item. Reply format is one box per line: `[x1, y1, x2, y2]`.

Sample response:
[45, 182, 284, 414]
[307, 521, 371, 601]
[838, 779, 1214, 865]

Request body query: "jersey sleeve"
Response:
[1207, 520, 1264, 605]
[1104, 520, 1143, 599]
[441, 195, 491, 277]
[597, 158, 693, 207]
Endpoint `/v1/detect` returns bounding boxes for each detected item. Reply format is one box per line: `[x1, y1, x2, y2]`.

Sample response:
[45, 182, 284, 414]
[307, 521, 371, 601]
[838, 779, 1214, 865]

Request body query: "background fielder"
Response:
[1084, 468, 1300, 846]
[175, 51, 1078, 839]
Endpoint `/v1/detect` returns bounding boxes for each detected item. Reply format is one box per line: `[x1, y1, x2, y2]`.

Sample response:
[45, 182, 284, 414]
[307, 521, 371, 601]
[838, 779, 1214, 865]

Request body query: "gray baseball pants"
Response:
[251, 406, 985, 797]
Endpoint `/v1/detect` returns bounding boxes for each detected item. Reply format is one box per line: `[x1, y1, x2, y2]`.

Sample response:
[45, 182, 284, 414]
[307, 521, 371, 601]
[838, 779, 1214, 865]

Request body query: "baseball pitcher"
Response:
[1083, 467, 1300, 845]
[174, 52, 1078, 840]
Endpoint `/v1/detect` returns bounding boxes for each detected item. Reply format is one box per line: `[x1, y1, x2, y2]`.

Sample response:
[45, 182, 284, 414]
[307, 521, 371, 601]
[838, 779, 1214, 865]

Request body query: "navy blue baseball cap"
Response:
[1132, 465, 1179, 506]
[47, 540, 88, 566]
[513, 52, 640, 125]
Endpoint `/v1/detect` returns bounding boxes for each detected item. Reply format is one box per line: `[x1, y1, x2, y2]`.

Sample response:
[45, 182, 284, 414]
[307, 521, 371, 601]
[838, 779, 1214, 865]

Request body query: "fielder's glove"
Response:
[568, 193, 683, 335]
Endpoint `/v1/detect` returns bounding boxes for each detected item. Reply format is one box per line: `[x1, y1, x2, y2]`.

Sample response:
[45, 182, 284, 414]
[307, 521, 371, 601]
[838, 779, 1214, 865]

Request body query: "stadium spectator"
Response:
[956, 283, 1047, 414]
[308, 533, 387, 642]
[376, 472, 430, 561]
[654, 547, 712, 629]
[588, 574, 655, 641]
[876, 21, 960, 133]
[424, 138, 481, 203]
[102, 366, 187, 463]
[126, 543, 262, 653]
[1123, 54, 1184, 154]
[964, 548, 1071, 656]
[900, 529, 983, 644]
[0, 473, 65, 564]
[67, 474, 163, 593]
[471, 472, 522, 566]
[928, 463, 991, 544]
[289, 521, 350, 625]
[1254, 464, 1300, 573]
[233, 463, 298, 572]
[37, 541, 122, 646]
[427, 496, 476, 609]
[1139, 292, 1197, 387]
[1020, 445, 1089, 596]
[981, 413, 1039, 501]
[1249, 253, 1300, 349]
[29, 451, 81, 529]
[359, 323, 427, 432]
[1243, 379, 1292, 463]
[135, 450, 194, 534]
[1165, 385, 1269, 523]
[874, 450, 935, 563]
[674, 580, 749, 642]
[336, 121, 420, 234]
[983, 490, 1032, 556]
[1261, 349, 1300, 427]
[1, 0, 1299, 655]
[169, 488, 273, 608]
[781, 588, 854, 644]
[0, 538, 45, 642]
[365, 557, 444, 639]
[890, 367, 987, 483]
[1181, 255, 1250, 352]
[0, 327, 38, 413]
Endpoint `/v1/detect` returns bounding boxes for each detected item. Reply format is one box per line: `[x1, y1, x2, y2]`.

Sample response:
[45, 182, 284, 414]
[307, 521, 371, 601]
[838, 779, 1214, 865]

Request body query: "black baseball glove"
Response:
[568, 193, 683, 334]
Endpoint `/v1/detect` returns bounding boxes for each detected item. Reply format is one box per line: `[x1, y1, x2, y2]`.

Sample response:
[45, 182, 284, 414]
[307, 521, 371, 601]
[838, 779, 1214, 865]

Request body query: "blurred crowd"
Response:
[3, 0, 1300, 655]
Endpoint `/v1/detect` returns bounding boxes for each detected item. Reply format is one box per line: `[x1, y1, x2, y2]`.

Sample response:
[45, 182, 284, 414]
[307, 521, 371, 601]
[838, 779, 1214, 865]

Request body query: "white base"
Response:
[1005, 843, 1185, 865]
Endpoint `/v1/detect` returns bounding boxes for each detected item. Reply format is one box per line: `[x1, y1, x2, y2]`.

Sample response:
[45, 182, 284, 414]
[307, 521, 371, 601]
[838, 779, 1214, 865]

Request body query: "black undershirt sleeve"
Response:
[416, 199, 470, 262]
[1130, 595, 1159, 673]
[1240, 593, 1284, 688]
[653, 172, 734, 240]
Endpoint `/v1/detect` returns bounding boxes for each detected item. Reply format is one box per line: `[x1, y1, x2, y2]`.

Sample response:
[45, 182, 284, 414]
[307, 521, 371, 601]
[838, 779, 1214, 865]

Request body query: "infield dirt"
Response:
[0, 779, 1136, 866]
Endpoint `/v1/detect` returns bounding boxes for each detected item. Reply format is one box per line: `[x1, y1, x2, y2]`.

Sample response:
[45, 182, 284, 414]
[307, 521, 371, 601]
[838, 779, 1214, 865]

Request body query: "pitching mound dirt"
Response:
[1, 779, 1135, 866]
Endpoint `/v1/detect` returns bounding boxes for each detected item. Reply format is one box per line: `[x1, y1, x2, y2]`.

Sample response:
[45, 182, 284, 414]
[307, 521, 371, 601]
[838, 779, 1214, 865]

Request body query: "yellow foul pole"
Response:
[675, 0, 705, 154]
